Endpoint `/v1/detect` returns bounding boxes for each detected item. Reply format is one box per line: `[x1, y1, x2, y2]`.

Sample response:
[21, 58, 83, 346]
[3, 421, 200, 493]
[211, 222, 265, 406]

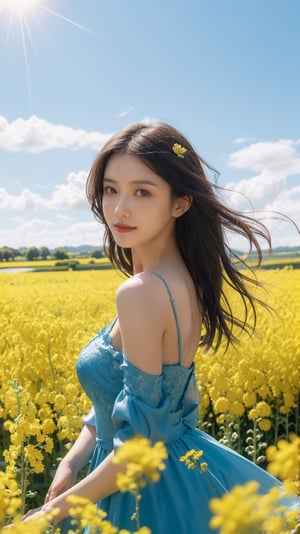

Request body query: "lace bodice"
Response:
[76, 325, 200, 451]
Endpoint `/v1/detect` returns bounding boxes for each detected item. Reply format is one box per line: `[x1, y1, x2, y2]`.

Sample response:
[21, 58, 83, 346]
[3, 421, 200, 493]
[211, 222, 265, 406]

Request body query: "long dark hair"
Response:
[86, 122, 271, 352]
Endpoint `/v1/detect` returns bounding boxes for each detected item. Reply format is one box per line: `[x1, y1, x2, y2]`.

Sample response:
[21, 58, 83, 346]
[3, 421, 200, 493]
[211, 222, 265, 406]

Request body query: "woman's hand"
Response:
[44, 422, 96, 503]
[3, 506, 48, 529]
[45, 459, 77, 503]
[22, 506, 46, 522]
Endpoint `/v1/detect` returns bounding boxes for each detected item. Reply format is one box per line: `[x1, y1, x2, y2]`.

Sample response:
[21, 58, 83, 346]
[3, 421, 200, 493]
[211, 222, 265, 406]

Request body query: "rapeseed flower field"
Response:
[0, 267, 299, 532]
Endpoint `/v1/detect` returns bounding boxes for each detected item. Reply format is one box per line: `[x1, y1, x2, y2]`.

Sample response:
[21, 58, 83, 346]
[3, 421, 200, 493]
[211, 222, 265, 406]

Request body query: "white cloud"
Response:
[140, 116, 160, 125]
[0, 115, 112, 153]
[51, 171, 89, 209]
[228, 139, 300, 175]
[11, 216, 25, 224]
[0, 170, 90, 211]
[224, 139, 300, 248]
[64, 221, 104, 246]
[56, 214, 75, 222]
[224, 171, 284, 211]
[264, 184, 300, 236]
[0, 187, 45, 210]
[0, 218, 54, 248]
[233, 137, 248, 144]
[118, 107, 134, 118]
[0, 218, 104, 249]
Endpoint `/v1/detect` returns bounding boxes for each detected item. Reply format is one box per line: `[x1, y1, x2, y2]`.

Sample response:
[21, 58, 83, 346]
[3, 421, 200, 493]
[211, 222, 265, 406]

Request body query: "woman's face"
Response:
[102, 153, 180, 251]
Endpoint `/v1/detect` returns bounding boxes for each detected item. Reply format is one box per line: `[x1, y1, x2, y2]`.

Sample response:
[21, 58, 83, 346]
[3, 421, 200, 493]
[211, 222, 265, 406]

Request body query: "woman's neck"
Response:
[131, 238, 182, 275]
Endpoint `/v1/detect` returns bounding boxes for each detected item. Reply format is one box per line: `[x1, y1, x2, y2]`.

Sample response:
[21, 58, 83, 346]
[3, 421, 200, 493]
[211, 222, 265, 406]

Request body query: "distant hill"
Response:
[233, 246, 300, 258]
[60, 245, 300, 254]
[271, 246, 300, 253]
[10, 244, 300, 256]
[58, 245, 100, 253]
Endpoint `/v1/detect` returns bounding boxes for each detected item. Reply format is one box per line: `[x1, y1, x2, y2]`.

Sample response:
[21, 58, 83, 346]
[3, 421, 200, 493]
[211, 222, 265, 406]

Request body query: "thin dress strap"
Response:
[151, 271, 183, 366]
[108, 316, 118, 333]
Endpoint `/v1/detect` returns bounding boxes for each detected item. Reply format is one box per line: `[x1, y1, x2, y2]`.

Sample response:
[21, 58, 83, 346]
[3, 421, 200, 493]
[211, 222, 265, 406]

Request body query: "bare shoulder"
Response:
[116, 272, 162, 307]
[116, 273, 165, 375]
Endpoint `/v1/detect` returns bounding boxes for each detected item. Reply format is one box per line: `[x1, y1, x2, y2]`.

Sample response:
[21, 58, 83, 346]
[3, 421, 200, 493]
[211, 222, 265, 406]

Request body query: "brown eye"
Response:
[136, 189, 151, 197]
[104, 186, 117, 195]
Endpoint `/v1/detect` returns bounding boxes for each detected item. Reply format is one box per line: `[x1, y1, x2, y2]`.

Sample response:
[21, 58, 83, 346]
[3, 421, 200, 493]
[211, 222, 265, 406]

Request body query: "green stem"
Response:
[20, 441, 25, 515]
[295, 393, 299, 436]
[274, 397, 279, 444]
[20, 443, 30, 515]
[203, 472, 218, 496]
[47, 338, 56, 388]
[134, 491, 141, 530]
[285, 412, 289, 440]
[237, 417, 242, 454]
[252, 419, 257, 464]
[12, 380, 29, 515]
[222, 414, 231, 448]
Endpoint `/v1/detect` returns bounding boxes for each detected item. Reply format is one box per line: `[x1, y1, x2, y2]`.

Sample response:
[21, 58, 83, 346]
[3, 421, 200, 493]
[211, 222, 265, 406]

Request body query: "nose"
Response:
[114, 194, 130, 218]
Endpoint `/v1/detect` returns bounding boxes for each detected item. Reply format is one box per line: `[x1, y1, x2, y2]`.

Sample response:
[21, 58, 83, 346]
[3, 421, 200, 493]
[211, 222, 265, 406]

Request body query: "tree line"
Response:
[0, 246, 104, 262]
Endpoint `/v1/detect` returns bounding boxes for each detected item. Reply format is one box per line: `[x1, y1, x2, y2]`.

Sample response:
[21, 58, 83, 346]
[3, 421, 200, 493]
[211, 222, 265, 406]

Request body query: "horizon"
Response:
[1, 243, 300, 255]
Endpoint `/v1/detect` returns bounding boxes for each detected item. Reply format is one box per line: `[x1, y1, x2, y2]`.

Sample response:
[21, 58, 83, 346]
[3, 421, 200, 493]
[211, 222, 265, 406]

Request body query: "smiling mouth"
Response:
[114, 224, 136, 233]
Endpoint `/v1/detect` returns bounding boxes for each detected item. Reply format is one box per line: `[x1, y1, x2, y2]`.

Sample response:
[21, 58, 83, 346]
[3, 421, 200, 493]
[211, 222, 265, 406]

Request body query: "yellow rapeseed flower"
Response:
[113, 436, 168, 494]
[44, 436, 54, 454]
[248, 408, 259, 420]
[24, 445, 44, 474]
[256, 401, 272, 418]
[180, 449, 204, 470]
[66, 495, 118, 533]
[0, 468, 21, 524]
[209, 481, 292, 534]
[228, 401, 245, 417]
[258, 418, 272, 432]
[266, 434, 300, 495]
[242, 392, 256, 407]
[180, 449, 210, 477]
[214, 397, 229, 414]
[41, 418, 56, 435]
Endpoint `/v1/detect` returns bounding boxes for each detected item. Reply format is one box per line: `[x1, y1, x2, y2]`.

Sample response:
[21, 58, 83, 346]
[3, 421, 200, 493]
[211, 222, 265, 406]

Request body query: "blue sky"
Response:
[0, 0, 299, 250]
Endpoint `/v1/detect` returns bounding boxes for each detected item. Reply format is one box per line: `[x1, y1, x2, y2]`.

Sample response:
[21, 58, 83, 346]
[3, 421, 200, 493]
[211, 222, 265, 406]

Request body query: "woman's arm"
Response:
[48, 450, 120, 519]
[23, 450, 121, 523]
[45, 423, 96, 503]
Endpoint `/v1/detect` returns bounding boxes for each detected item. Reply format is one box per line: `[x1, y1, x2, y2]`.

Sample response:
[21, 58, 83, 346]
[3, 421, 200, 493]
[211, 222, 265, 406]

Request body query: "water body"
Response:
[0, 267, 34, 273]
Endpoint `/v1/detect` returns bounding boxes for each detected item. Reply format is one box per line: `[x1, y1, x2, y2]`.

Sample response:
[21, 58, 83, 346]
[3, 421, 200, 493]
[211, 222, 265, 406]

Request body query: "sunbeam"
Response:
[41, 4, 96, 35]
[19, 13, 33, 109]
[0, 0, 95, 108]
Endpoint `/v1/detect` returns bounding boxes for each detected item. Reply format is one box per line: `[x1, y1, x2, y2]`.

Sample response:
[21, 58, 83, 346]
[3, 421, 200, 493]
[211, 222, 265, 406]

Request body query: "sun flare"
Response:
[0, 0, 39, 14]
[0, 0, 94, 107]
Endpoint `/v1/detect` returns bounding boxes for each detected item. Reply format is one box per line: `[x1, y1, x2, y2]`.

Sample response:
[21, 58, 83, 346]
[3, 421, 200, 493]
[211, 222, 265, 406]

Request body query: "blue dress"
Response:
[76, 272, 296, 533]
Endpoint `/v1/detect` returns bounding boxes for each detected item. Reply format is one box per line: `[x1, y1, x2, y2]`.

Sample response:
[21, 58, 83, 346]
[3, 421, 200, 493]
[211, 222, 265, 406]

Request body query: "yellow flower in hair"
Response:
[172, 143, 187, 158]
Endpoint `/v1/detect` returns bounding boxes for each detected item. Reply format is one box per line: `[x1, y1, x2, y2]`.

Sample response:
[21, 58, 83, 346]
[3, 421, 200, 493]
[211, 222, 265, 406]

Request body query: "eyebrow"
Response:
[103, 177, 158, 187]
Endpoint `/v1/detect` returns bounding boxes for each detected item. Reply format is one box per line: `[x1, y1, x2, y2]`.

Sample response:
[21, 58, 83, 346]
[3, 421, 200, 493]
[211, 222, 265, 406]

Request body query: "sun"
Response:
[0, 0, 94, 108]
[0, 0, 39, 14]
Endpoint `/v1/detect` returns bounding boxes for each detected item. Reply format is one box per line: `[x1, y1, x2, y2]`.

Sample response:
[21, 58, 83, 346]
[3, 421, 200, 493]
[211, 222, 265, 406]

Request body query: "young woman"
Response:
[24, 123, 297, 532]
